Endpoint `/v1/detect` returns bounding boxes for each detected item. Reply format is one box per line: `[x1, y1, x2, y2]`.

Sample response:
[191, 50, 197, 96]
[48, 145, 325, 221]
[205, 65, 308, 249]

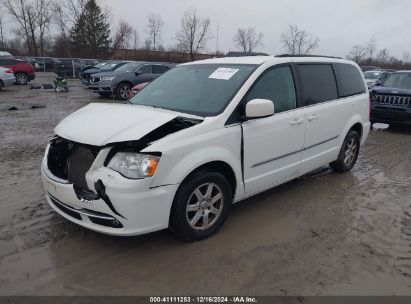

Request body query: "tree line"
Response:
[0, 0, 213, 60]
[347, 38, 411, 69]
[1, 0, 409, 67]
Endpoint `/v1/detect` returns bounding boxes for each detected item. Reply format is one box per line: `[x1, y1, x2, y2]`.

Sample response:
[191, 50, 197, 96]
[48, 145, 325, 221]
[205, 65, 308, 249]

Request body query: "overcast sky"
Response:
[103, 0, 411, 58]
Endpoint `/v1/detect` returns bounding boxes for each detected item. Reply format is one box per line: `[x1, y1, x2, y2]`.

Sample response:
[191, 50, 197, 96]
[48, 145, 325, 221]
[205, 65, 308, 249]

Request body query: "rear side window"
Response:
[152, 65, 169, 74]
[334, 63, 366, 97]
[298, 64, 338, 105]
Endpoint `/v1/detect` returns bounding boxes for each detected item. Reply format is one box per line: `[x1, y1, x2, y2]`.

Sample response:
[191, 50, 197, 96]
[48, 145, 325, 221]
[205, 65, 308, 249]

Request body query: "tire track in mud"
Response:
[347, 129, 411, 284]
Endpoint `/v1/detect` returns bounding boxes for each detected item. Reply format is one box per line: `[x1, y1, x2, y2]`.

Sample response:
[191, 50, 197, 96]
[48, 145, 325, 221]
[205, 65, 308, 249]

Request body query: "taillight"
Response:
[5, 69, 13, 74]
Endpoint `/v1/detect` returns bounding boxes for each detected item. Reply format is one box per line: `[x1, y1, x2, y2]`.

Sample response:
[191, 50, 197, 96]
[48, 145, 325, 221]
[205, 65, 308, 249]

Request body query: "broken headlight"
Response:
[107, 153, 160, 179]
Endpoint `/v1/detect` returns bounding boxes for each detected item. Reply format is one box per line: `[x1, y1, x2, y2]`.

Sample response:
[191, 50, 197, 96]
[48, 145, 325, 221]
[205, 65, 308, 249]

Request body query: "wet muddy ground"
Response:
[0, 73, 411, 296]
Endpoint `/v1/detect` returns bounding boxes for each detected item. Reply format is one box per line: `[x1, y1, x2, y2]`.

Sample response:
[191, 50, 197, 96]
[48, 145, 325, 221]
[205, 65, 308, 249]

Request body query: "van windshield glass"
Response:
[129, 64, 256, 116]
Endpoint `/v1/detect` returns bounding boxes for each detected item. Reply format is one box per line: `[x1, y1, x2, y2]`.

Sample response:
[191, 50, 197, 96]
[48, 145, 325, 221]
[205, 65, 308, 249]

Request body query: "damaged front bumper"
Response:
[41, 147, 179, 236]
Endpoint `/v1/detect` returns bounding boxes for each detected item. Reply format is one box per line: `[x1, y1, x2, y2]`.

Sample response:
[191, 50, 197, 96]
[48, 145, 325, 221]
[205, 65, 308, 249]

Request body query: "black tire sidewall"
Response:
[170, 171, 232, 241]
[117, 83, 131, 100]
[16, 73, 28, 85]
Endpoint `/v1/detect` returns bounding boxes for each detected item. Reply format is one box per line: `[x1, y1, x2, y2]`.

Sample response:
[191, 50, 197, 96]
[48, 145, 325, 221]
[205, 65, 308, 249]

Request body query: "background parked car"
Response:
[361, 65, 381, 72]
[370, 71, 411, 127]
[129, 82, 149, 98]
[0, 57, 35, 85]
[364, 69, 396, 89]
[80, 61, 128, 85]
[0, 66, 16, 90]
[90, 62, 173, 100]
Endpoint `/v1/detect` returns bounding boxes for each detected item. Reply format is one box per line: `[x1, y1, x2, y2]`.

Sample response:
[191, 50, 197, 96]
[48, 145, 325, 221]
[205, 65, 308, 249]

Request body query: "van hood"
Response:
[55, 103, 181, 146]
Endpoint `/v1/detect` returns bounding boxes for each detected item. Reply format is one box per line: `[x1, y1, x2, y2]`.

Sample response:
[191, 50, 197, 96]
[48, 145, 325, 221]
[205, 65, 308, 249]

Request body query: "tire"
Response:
[116, 83, 132, 100]
[330, 130, 360, 173]
[170, 171, 232, 241]
[0, 81, 3, 90]
[15, 73, 28, 85]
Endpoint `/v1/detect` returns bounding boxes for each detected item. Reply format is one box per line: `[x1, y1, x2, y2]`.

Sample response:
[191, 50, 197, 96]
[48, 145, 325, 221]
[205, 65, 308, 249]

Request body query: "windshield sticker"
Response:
[209, 67, 239, 80]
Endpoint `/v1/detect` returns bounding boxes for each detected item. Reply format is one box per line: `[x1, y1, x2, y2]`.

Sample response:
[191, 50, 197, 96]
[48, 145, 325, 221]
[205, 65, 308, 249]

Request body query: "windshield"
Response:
[383, 73, 411, 89]
[101, 62, 123, 71]
[115, 62, 142, 73]
[129, 64, 256, 116]
[94, 62, 108, 69]
[364, 71, 381, 79]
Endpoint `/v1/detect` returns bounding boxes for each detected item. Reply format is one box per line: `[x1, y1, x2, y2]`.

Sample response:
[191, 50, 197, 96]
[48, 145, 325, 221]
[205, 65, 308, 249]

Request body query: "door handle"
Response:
[307, 114, 320, 121]
[290, 118, 304, 126]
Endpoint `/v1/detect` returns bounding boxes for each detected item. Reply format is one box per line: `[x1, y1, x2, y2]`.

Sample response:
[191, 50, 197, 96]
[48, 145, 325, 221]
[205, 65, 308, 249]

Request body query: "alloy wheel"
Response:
[344, 138, 357, 166]
[186, 183, 224, 231]
[16, 74, 28, 85]
[119, 85, 131, 100]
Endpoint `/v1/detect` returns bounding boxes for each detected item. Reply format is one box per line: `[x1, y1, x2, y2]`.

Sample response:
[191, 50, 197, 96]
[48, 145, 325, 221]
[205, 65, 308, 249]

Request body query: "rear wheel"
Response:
[116, 83, 132, 100]
[0, 81, 3, 90]
[170, 171, 232, 241]
[330, 130, 360, 173]
[15, 73, 28, 85]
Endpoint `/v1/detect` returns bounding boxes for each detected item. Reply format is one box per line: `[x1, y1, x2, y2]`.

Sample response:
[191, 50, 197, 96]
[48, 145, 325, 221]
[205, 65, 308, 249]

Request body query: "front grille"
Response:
[47, 137, 101, 189]
[372, 94, 411, 106]
[68, 145, 96, 189]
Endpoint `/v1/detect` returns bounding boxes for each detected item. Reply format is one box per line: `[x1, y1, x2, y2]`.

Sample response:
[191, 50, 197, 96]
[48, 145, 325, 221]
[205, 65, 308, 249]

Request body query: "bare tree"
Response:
[36, 0, 54, 56]
[4, 0, 39, 55]
[144, 39, 152, 51]
[280, 25, 319, 55]
[376, 48, 390, 65]
[233, 27, 263, 53]
[0, 6, 5, 48]
[347, 44, 366, 63]
[112, 19, 133, 50]
[146, 13, 163, 51]
[176, 8, 210, 61]
[403, 51, 410, 65]
[64, 0, 86, 26]
[365, 37, 377, 61]
[132, 28, 139, 50]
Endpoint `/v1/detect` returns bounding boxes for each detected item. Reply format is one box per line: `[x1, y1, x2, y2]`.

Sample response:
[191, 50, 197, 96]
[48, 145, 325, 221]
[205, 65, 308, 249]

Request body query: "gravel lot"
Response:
[0, 73, 411, 296]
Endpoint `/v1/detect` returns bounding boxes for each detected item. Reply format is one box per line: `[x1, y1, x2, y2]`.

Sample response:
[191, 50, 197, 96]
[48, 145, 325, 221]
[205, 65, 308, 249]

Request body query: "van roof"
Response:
[183, 55, 355, 66]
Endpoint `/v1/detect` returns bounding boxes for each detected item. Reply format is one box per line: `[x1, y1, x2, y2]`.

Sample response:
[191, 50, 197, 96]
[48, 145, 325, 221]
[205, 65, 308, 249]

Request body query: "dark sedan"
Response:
[80, 61, 129, 85]
[89, 62, 173, 100]
[370, 71, 411, 127]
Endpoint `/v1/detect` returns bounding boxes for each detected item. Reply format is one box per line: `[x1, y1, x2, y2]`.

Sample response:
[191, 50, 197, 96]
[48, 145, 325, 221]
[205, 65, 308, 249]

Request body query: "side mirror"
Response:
[245, 99, 274, 119]
[376, 81, 383, 86]
[135, 71, 142, 76]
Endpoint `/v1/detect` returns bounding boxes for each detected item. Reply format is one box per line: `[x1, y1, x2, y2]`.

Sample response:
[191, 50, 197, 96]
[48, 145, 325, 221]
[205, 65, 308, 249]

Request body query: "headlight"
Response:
[107, 153, 160, 179]
[101, 76, 116, 81]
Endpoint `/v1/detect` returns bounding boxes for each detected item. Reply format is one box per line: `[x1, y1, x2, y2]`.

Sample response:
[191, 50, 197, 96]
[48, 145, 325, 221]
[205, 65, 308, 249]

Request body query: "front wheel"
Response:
[170, 171, 232, 241]
[116, 83, 132, 100]
[330, 130, 360, 173]
[15, 73, 28, 85]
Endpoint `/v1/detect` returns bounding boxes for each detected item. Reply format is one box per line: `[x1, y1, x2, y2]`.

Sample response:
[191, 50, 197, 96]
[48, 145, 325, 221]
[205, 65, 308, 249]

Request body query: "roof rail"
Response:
[275, 54, 343, 59]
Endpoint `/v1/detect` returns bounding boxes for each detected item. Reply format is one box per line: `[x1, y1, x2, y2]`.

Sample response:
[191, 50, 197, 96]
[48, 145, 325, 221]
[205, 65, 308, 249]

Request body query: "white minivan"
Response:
[42, 55, 370, 241]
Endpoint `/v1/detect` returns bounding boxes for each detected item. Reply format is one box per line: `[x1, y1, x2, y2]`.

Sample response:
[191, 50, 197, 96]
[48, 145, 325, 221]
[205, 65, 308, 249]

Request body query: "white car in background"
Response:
[0, 66, 16, 90]
[42, 55, 370, 241]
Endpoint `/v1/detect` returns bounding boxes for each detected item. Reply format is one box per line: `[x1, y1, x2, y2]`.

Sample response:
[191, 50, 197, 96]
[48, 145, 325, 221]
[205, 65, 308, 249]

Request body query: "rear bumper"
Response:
[371, 105, 411, 125]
